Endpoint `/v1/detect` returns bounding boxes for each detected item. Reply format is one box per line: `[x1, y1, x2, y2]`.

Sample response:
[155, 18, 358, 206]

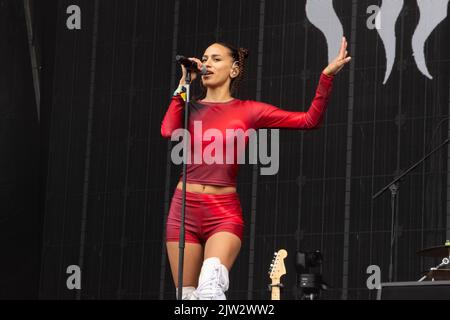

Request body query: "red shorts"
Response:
[166, 188, 244, 244]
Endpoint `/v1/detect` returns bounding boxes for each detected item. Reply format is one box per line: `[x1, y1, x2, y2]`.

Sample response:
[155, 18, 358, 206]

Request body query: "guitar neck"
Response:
[271, 281, 281, 300]
[269, 249, 287, 301]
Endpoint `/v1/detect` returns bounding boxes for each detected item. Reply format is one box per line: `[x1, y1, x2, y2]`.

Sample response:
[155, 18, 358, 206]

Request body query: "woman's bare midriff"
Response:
[176, 181, 236, 195]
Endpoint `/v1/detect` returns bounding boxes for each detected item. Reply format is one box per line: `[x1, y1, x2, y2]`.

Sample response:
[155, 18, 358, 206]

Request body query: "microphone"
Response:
[176, 55, 207, 75]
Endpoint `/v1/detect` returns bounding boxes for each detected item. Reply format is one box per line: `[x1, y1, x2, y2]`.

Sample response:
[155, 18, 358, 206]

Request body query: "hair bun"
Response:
[239, 48, 249, 59]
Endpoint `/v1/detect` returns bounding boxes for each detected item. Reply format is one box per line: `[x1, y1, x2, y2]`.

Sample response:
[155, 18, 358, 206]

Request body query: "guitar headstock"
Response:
[268, 249, 288, 282]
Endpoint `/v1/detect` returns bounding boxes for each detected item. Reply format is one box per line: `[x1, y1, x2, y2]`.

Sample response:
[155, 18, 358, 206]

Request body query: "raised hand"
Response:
[322, 37, 352, 76]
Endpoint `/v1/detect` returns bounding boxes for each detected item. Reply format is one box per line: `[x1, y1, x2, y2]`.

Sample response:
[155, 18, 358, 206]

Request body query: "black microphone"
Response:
[176, 55, 207, 75]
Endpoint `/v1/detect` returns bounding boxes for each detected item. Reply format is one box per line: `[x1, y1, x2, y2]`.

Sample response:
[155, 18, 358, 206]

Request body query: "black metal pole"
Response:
[388, 183, 398, 282]
[373, 139, 449, 199]
[177, 72, 191, 300]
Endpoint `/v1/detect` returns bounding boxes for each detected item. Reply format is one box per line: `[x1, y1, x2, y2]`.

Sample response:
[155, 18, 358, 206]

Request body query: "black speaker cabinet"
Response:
[377, 281, 450, 300]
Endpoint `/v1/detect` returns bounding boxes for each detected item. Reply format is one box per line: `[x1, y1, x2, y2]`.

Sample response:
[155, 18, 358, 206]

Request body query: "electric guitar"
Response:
[268, 249, 287, 300]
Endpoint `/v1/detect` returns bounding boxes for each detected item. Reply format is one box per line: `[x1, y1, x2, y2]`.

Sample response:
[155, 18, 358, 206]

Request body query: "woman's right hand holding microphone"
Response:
[179, 57, 204, 86]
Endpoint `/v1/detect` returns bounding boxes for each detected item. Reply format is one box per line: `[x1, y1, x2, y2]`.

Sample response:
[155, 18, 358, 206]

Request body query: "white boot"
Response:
[175, 286, 197, 300]
[195, 257, 229, 300]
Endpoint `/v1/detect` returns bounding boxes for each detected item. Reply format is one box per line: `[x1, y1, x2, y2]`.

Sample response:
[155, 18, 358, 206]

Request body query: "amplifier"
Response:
[377, 281, 450, 300]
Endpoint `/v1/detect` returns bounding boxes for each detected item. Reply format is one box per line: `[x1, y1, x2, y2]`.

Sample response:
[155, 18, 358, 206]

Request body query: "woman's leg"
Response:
[166, 187, 206, 299]
[204, 231, 241, 270]
[194, 231, 241, 300]
[166, 241, 204, 299]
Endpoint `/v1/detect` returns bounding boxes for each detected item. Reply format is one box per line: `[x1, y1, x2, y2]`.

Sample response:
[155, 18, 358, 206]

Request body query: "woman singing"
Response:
[161, 38, 351, 300]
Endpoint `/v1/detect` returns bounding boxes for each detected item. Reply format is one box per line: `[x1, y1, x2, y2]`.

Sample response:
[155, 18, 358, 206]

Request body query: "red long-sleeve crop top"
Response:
[161, 73, 334, 187]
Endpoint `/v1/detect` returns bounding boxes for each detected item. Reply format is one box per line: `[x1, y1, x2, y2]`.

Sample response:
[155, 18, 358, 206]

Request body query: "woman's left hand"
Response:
[323, 37, 352, 76]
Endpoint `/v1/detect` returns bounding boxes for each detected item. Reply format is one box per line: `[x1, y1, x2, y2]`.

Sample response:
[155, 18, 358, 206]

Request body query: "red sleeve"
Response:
[161, 95, 185, 139]
[253, 73, 334, 129]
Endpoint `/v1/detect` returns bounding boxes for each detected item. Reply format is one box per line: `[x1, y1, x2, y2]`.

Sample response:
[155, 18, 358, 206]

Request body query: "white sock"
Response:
[195, 257, 229, 300]
[175, 286, 197, 300]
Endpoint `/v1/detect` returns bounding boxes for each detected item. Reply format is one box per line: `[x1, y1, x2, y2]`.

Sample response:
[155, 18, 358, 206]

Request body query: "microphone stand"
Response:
[176, 71, 191, 300]
[372, 138, 450, 283]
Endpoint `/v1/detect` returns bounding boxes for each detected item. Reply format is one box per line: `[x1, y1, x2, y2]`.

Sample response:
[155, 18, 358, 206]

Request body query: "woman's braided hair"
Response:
[197, 42, 249, 100]
[217, 42, 250, 95]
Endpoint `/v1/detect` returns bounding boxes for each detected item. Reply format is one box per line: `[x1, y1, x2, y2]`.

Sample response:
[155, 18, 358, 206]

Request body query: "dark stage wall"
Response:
[0, 0, 41, 299]
[38, 0, 450, 300]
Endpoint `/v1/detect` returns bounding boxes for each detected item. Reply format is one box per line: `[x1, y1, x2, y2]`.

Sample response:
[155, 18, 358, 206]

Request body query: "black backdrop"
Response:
[2, 0, 449, 300]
